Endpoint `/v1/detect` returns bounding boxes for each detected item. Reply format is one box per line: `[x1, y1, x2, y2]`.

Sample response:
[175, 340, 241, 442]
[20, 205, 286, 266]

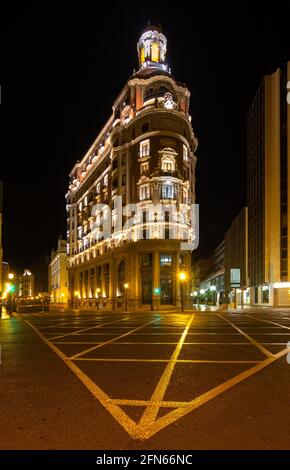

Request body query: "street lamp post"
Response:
[124, 283, 129, 312]
[179, 272, 187, 312]
[61, 293, 64, 310]
[74, 291, 79, 310]
[96, 288, 101, 311]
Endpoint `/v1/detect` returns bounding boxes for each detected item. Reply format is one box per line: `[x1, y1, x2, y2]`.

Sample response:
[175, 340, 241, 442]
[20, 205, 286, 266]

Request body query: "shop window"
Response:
[160, 253, 172, 266]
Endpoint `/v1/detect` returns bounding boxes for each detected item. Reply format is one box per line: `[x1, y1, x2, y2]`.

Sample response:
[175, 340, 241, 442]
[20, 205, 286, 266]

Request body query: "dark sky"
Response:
[1, 2, 290, 272]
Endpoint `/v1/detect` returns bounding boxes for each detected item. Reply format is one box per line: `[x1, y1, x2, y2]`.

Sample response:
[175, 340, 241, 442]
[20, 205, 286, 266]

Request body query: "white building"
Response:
[49, 236, 69, 305]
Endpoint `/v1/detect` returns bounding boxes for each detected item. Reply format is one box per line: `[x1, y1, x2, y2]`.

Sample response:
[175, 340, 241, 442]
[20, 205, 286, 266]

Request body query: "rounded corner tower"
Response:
[66, 25, 198, 310]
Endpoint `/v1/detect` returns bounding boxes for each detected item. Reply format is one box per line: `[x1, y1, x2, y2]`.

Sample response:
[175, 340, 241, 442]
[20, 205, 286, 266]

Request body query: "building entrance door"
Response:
[141, 273, 152, 304]
[160, 272, 173, 304]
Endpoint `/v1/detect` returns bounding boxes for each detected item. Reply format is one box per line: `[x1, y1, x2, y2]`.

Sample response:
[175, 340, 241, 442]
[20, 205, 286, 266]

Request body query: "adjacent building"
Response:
[224, 207, 249, 305]
[15, 269, 34, 298]
[197, 241, 225, 304]
[49, 236, 69, 304]
[247, 62, 290, 305]
[66, 25, 198, 310]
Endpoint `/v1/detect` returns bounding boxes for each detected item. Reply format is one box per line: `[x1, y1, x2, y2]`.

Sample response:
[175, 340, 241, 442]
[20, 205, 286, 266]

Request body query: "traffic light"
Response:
[5, 282, 15, 293]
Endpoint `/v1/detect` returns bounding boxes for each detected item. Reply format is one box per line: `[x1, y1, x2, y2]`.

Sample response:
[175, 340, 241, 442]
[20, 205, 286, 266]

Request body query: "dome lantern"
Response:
[137, 25, 169, 72]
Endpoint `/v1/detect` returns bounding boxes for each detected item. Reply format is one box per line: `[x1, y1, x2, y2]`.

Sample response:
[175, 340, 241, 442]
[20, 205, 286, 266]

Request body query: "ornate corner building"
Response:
[66, 25, 198, 310]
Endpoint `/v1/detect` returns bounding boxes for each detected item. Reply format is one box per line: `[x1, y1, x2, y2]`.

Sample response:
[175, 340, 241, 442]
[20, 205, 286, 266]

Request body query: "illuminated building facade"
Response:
[66, 26, 198, 310]
[49, 236, 69, 304]
[247, 62, 290, 305]
[16, 269, 34, 298]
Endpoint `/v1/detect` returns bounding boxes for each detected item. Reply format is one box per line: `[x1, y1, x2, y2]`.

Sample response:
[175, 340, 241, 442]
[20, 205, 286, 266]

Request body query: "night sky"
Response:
[1, 2, 290, 272]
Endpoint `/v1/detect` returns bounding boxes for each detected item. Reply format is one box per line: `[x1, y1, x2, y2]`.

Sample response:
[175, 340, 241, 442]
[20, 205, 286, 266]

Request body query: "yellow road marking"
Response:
[246, 314, 290, 331]
[48, 317, 129, 341]
[25, 314, 290, 441]
[53, 341, 251, 345]
[72, 358, 259, 363]
[111, 399, 191, 408]
[218, 314, 273, 358]
[138, 314, 195, 429]
[26, 320, 139, 438]
[69, 317, 162, 359]
[136, 346, 290, 440]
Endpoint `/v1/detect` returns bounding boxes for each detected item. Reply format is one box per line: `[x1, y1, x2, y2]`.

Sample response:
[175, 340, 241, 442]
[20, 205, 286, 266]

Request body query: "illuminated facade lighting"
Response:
[273, 282, 290, 289]
[66, 25, 198, 310]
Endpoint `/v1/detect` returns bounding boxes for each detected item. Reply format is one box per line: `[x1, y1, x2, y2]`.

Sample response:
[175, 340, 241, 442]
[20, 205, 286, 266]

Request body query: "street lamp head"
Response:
[179, 271, 186, 281]
[124, 283, 129, 289]
[61, 293, 64, 297]
[74, 291, 79, 297]
[8, 273, 14, 280]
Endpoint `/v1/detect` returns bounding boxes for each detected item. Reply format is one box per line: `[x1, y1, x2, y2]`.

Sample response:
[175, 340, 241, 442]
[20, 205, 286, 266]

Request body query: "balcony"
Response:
[161, 170, 177, 177]
[138, 152, 151, 160]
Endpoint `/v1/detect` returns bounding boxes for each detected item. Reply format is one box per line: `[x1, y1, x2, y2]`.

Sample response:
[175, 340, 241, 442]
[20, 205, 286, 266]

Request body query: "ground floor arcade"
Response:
[68, 240, 192, 311]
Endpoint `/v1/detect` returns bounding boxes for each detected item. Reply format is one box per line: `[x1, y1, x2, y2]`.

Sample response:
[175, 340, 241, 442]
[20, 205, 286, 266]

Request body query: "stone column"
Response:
[174, 251, 181, 306]
[109, 254, 115, 310]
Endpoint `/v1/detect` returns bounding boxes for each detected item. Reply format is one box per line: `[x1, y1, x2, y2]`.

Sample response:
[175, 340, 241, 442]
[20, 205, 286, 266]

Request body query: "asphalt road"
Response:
[1, 308, 290, 449]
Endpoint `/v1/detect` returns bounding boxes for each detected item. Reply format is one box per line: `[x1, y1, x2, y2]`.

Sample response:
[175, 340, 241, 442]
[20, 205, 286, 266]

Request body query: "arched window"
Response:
[118, 260, 126, 294]
[151, 42, 159, 62]
[159, 85, 168, 95]
[144, 85, 176, 102]
[144, 87, 154, 101]
[140, 47, 145, 64]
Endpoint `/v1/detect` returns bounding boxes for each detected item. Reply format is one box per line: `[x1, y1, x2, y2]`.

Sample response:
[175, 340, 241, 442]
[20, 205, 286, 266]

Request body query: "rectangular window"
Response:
[163, 161, 173, 171]
[183, 144, 189, 161]
[104, 174, 108, 186]
[141, 162, 149, 175]
[96, 182, 101, 194]
[140, 139, 150, 157]
[162, 184, 173, 199]
[122, 173, 126, 185]
[140, 185, 150, 200]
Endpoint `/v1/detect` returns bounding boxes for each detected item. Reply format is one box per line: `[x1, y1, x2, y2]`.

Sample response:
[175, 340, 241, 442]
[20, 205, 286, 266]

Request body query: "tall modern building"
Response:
[66, 26, 198, 310]
[247, 62, 290, 305]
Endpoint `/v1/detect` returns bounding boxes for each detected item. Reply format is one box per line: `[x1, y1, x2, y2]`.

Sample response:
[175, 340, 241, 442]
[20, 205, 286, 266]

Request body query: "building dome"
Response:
[137, 25, 168, 73]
